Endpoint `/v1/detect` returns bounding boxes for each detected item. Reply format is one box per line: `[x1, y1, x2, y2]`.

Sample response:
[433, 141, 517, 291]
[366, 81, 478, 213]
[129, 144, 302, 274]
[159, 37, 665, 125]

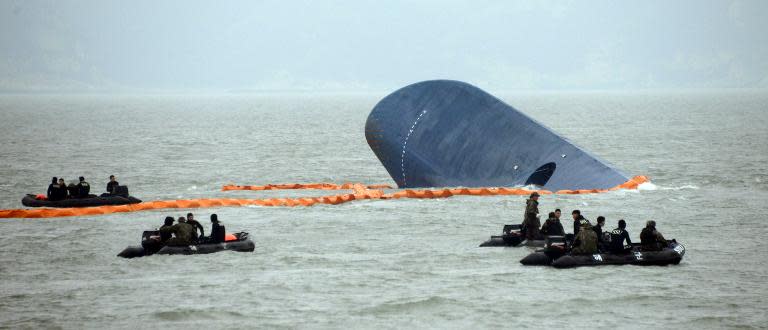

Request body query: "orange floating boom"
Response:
[0, 176, 649, 219]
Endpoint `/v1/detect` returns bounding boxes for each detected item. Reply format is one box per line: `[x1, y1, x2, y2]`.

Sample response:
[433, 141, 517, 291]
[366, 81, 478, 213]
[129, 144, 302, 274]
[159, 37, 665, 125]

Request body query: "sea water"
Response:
[0, 90, 766, 329]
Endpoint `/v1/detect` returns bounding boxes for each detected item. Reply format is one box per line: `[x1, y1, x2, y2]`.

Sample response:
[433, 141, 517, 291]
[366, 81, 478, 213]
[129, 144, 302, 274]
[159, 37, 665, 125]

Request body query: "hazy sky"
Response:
[1, 0, 767, 92]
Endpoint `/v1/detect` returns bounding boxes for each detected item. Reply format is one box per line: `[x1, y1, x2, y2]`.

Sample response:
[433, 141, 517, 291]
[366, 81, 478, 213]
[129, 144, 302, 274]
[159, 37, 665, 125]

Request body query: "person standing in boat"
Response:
[640, 220, 668, 251]
[540, 211, 564, 236]
[571, 219, 598, 254]
[76, 177, 90, 198]
[106, 175, 119, 195]
[57, 178, 70, 199]
[186, 213, 205, 241]
[522, 192, 541, 241]
[608, 219, 632, 253]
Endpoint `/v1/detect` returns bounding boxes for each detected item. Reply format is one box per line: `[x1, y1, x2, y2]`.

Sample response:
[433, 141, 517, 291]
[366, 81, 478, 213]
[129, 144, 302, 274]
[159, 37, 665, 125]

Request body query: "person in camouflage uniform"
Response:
[522, 192, 541, 240]
[160, 216, 195, 246]
[571, 219, 598, 254]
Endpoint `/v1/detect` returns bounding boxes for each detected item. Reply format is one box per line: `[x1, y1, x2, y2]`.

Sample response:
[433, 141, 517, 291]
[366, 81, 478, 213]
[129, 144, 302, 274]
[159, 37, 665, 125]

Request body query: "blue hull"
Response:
[365, 80, 629, 190]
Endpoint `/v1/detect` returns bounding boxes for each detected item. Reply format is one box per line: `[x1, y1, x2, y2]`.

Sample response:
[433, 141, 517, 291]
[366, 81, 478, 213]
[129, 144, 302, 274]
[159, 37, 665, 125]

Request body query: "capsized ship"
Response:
[365, 80, 630, 191]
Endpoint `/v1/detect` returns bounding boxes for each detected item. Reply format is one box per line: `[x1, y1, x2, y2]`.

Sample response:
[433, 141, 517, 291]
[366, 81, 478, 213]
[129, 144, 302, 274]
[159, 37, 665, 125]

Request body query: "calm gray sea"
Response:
[0, 90, 767, 329]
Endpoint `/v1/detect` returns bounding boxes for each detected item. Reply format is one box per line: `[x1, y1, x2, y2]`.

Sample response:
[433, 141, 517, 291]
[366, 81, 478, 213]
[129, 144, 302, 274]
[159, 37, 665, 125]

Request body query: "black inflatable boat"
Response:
[479, 224, 549, 247]
[520, 236, 685, 268]
[118, 230, 255, 258]
[22, 186, 141, 208]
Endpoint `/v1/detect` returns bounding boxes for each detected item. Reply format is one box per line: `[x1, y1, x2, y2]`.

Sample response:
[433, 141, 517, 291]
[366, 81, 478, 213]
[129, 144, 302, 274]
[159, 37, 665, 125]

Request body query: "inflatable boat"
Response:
[478, 224, 551, 247]
[118, 230, 255, 258]
[22, 194, 142, 208]
[520, 237, 685, 268]
[22, 185, 141, 208]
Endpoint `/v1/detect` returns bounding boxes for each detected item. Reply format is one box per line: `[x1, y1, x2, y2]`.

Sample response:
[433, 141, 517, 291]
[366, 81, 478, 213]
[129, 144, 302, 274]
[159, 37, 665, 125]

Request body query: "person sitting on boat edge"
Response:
[76, 176, 90, 198]
[186, 213, 205, 241]
[160, 216, 195, 246]
[209, 214, 225, 243]
[571, 219, 598, 255]
[540, 211, 564, 236]
[522, 192, 541, 241]
[608, 219, 633, 254]
[640, 220, 668, 251]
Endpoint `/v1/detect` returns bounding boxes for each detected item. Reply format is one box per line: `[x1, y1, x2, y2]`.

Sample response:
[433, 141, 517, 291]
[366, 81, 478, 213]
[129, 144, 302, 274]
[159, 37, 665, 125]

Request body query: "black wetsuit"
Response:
[106, 181, 119, 194]
[609, 228, 632, 253]
[593, 224, 604, 243]
[572, 216, 585, 235]
[186, 219, 205, 241]
[210, 223, 225, 243]
[76, 181, 90, 198]
[47, 183, 62, 201]
[540, 218, 564, 236]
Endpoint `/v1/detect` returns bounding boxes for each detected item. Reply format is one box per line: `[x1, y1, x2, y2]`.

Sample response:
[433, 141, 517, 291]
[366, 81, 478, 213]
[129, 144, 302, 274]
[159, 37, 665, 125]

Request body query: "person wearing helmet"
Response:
[571, 219, 597, 254]
[608, 219, 633, 253]
[522, 192, 541, 241]
[640, 220, 667, 251]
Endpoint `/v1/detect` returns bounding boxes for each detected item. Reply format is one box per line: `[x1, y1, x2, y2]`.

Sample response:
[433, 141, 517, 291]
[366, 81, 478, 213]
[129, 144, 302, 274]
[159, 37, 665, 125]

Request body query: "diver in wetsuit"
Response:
[540, 211, 565, 236]
[186, 213, 204, 241]
[47, 177, 62, 201]
[640, 220, 668, 251]
[160, 217, 195, 246]
[522, 192, 541, 241]
[571, 219, 597, 254]
[106, 175, 119, 195]
[209, 214, 225, 243]
[608, 219, 633, 254]
[594, 216, 606, 248]
[76, 177, 90, 198]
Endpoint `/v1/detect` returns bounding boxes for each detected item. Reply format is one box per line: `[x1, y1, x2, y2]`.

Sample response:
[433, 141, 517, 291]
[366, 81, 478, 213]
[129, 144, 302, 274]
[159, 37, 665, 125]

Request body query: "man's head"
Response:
[58, 178, 65, 184]
[52, 177, 58, 184]
[618, 219, 626, 229]
[596, 216, 605, 226]
[178, 216, 186, 223]
[164, 216, 174, 226]
[210, 214, 218, 223]
[572, 210, 581, 220]
[646, 220, 656, 228]
[530, 192, 540, 200]
[548, 211, 556, 219]
[79, 176, 85, 182]
[187, 213, 194, 221]
[555, 209, 561, 219]
[109, 175, 116, 182]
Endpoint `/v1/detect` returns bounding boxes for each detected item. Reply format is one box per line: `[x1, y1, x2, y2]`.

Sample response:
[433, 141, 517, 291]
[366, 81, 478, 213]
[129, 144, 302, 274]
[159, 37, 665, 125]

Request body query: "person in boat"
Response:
[571, 210, 586, 235]
[554, 208, 561, 221]
[640, 220, 668, 251]
[47, 177, 63, 201]
[76, 176, 90, 198]
[594, 216, 606, 248]
[522, 192, 541, 241]
[160, 216, 195, 246]
[106, 175, 119, 195]
[571, 219, 598, 254]
[56, 178, 70, 199]
[159, 216, 175, 242]
[540, 211, 565, 236]
[67, 183, 77, 199]
[608, 219, 633, 254]
[209, 214, 225, 243]
[186, 213, 205, 241]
